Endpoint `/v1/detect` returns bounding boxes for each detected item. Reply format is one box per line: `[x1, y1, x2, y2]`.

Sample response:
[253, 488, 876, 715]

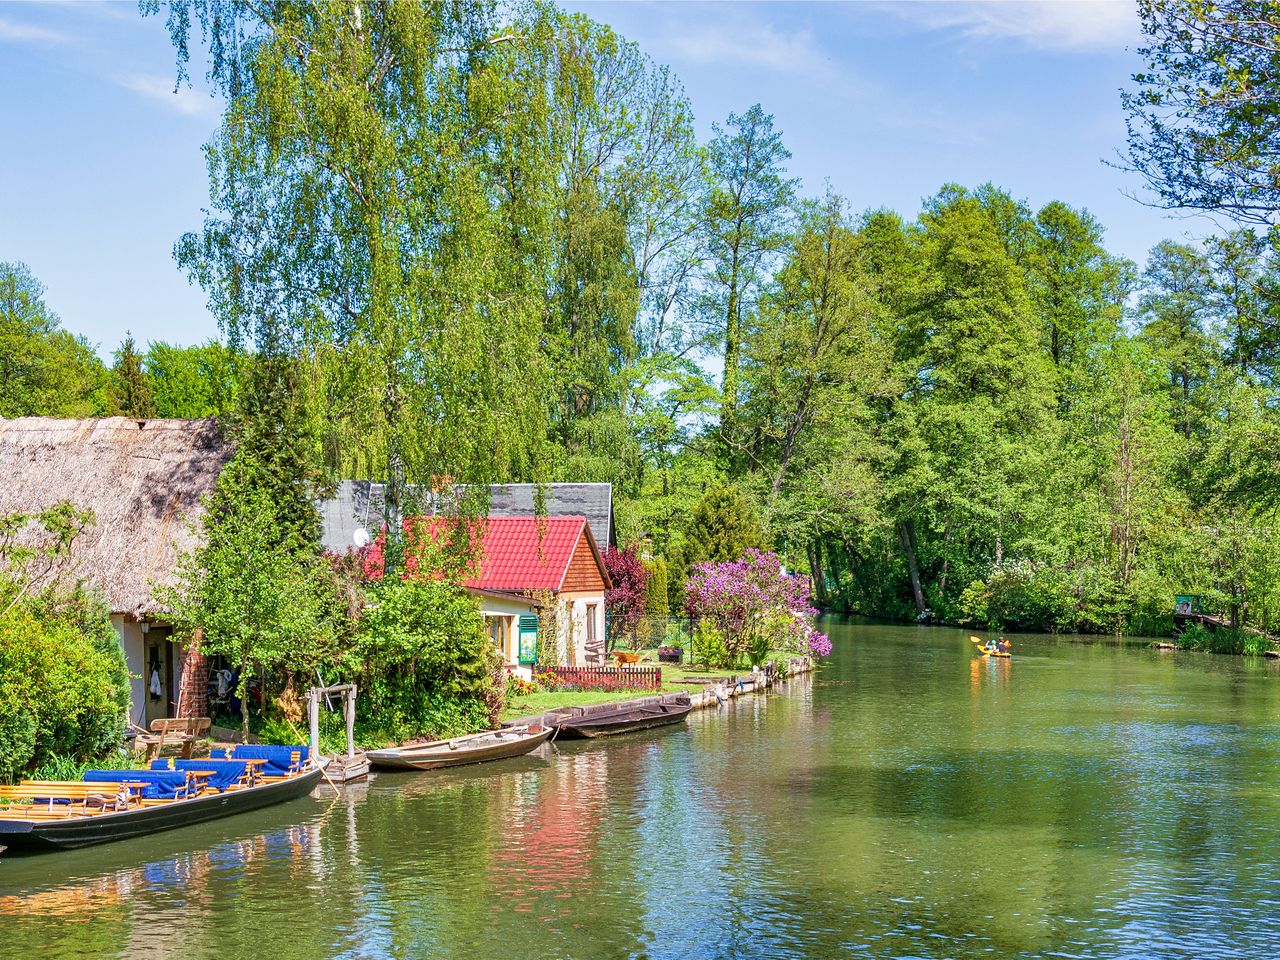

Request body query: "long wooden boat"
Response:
[366, 724, 554, 771]
[0, 762, 325, 855]
[555, 698, 693, 739]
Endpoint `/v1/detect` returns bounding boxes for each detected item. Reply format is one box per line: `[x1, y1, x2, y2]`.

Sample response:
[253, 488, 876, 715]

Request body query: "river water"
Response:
[4, 620, 1280, 959]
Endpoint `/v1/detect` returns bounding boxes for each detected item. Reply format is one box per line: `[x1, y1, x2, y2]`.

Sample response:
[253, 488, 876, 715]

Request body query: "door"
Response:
[143, 629, 172, 725]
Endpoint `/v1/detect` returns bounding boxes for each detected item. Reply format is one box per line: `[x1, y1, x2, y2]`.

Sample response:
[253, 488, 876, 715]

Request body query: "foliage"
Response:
[0, 599, 130, 782]
[353, 576, 496, 737]
[145, 340, 238, 418]
[685, 549, 824, 668]
[160, 459, 341, 740]
[603, 546, 649, 649]
[690, 620, 729, 669]
[1123, 1, 1280, 224]
[0, 261, 112, 418]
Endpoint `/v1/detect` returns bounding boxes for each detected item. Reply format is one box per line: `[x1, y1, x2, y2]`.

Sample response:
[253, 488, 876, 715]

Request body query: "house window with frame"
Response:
[586, 604, 598, 645]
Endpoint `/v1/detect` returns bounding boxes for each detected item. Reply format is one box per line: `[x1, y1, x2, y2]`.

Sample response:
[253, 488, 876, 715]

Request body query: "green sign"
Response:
[518, 615, 538, 666]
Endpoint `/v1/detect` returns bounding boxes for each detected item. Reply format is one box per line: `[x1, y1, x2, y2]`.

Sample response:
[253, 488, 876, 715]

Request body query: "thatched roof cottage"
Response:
[0, 417, 232, 725]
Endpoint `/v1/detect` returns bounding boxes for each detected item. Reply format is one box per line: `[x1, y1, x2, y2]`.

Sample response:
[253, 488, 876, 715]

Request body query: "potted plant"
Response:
[657, 645, 683, 663]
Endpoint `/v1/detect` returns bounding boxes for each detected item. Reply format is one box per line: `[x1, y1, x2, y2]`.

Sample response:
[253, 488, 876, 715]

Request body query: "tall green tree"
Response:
[154, 0, 554, 572]
[111, 334, 156, 418]
[701, 104, 796, 442]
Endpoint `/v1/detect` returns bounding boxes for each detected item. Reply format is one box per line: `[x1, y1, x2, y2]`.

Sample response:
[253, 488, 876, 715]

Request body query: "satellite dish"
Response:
[352, 527, 370, 549]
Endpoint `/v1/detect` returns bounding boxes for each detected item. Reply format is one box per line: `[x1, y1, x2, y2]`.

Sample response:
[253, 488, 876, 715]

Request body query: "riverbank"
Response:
[503, 655, 814, 726]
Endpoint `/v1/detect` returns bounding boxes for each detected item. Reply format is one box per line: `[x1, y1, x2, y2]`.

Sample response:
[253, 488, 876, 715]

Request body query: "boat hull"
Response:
[367, 725, 553, 771]
[0, 765, 324, 855]
[556, 701, 693, 739]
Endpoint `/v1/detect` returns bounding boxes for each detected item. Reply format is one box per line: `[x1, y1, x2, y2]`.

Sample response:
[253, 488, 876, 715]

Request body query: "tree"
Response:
[1123, 2, 1280, 223]
[701, 104, 797, 440]
[1026, 202, 1133, 407]
[146, 340, 238, 418]
[111, 334, 156, 418]
[683, 483, 765, 567]
[161, 460, 337, 740]
[0, 261, 111, 418]
[1136, 240, 1217, 443]
[602, 545, 648, 650]
[153, 1, 555, 575]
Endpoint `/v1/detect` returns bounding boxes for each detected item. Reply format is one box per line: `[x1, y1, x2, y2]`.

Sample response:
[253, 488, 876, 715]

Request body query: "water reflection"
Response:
[5, 626, 1280, 958]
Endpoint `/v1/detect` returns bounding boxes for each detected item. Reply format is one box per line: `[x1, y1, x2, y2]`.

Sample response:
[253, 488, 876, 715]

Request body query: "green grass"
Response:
[501, 690, 644, 722]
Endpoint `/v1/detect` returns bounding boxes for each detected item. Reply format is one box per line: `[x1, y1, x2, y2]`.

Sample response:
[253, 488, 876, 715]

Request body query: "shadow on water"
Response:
[4, 620, 1280, 958]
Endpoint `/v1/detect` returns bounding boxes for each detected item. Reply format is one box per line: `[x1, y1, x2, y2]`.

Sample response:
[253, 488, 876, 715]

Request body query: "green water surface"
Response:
[3, 620, 1280, 959]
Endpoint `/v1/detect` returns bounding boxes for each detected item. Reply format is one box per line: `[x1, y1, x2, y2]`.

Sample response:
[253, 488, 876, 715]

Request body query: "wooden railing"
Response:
[544, 665, 662, 692]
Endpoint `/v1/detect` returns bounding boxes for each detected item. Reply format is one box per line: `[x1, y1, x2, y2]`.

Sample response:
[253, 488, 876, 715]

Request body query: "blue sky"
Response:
[0, 1, 1213, 357]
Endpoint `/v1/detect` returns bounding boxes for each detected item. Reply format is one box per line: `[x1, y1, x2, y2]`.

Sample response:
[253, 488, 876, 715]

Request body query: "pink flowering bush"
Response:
[685, 549, 829, 668]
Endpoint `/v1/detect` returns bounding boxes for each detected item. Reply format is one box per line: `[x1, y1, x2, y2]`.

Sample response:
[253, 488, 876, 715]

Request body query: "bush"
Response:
[354, 578, 495, 739]
[0, 604, 130, 782]
[691, 621, 730, 668]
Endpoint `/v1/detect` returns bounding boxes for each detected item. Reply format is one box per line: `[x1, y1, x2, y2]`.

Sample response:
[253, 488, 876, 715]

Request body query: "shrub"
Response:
[603, 546, 648, 649]
[685, 549, 826, 667]
[354, 578, 493, 738]
[691, 621, 730, 668]
[0, 604, 130, 782]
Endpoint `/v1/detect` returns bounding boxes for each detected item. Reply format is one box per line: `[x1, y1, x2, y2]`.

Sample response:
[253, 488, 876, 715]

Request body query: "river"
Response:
[4, 620, 1280, 959]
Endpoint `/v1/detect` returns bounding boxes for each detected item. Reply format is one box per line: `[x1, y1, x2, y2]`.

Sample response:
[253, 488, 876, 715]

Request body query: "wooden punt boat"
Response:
[555, 697, 693, 739]
[366, 724, 554, 771]
[0, 762, 325, 855]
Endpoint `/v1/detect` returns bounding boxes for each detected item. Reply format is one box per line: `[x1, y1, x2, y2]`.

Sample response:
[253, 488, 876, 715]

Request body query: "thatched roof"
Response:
[0, 417, 232, 617]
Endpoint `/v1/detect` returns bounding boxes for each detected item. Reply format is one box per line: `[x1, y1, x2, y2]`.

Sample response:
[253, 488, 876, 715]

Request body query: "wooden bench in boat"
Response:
[0, 781, 146, 815]
[134, 717, 212, 761]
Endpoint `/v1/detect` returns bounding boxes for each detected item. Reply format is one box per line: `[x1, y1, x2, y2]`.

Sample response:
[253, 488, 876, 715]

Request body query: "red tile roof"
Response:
[462, 516, 602, 592]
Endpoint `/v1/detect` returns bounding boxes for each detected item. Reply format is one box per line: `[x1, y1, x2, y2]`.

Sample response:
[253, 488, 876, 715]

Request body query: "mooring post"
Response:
[308, 688, 321, 760]
[345, 685, 357, 760]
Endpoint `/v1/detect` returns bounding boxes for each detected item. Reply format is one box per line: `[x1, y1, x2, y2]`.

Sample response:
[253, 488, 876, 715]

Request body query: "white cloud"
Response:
[0, 15, 70, 45]
[665, 17, 834, 74]
[117, 73, 218, 118]
[881, 0, 1139, 52]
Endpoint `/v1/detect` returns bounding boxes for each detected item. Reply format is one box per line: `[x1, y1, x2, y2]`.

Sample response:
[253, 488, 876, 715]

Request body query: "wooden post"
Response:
[307, 689, 321, 760]
[345, 685, 356, 760]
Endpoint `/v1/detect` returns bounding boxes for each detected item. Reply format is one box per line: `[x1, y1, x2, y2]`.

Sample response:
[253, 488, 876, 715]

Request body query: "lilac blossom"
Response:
[684, 549, 830, 661]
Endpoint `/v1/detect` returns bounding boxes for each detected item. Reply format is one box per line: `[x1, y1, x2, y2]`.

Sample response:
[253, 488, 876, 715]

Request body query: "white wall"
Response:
[114, 614, 146, 728]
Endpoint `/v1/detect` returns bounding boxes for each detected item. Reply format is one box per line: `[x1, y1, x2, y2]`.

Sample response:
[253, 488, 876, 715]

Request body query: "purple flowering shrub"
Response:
[684, 549, 830, 667]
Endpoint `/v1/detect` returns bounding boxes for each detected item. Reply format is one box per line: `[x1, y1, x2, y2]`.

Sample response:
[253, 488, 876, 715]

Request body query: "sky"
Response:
[0, 0, 1215, 357]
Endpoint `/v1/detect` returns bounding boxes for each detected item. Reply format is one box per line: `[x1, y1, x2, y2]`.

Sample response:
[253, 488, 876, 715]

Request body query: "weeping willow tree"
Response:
[150, 0, 561, 565]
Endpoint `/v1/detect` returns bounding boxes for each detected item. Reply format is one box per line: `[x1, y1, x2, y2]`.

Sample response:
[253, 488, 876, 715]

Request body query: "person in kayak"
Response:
[995, 636, 1010, 654]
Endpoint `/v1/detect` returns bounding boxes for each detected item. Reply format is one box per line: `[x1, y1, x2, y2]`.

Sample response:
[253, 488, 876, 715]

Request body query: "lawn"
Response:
[501, 690, 643, 722]
[500, 655, 804, 722]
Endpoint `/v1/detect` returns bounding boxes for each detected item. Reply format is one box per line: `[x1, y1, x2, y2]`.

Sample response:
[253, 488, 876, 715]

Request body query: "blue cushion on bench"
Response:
[84, 769, 190, 800]
[151, 759, 253, 792]
[227, 744, 308, 776]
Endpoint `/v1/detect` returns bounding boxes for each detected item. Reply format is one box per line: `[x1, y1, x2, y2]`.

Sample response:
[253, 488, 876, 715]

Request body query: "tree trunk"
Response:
[240, 657, 251, 743]
[897, 520, 927, 617]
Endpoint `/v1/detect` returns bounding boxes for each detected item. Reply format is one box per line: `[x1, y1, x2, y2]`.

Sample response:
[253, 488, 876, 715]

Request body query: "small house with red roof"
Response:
[330, 500, 614, 672]
[462, 516, 611, 671]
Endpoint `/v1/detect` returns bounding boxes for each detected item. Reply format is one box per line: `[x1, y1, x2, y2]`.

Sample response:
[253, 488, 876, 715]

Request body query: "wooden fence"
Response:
[544, 665, 662, 692]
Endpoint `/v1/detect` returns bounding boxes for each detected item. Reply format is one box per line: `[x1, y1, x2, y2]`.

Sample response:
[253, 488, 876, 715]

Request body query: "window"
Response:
[586, 604, 598, 644]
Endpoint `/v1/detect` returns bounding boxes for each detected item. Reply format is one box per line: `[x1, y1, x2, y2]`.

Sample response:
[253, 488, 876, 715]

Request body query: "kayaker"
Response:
[996, 636, 1010, 654]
